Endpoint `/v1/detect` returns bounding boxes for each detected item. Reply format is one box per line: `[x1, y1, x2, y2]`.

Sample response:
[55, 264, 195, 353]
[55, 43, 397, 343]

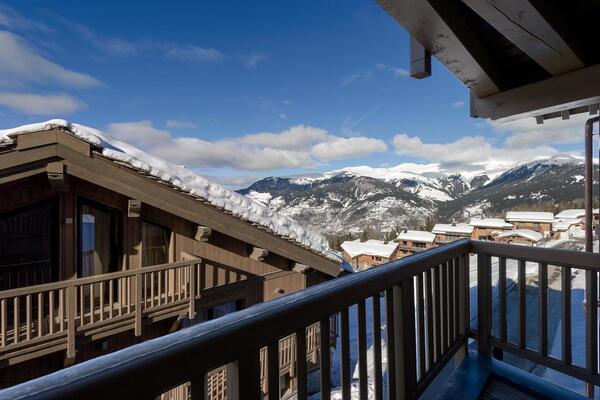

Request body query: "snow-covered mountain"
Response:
[238, 155, 598, 235]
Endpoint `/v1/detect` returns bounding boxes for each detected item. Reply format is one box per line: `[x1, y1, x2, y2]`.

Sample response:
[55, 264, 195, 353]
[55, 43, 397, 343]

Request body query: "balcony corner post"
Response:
[189, 263, 197, 319]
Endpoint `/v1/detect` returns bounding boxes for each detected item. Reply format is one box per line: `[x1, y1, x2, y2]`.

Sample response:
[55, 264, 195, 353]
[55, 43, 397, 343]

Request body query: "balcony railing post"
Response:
[395, 278, 417, 399]
[135, 272, 143, 337]
[477, 253, 492, 357]
[237, 348, 262, 399]
[66, 284, 76, 359]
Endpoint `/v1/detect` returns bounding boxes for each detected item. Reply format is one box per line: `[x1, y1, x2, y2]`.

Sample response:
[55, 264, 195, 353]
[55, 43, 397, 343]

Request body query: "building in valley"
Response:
[395, 230, 436, 257]
[340, 239, 400, 270]
[505, 211, 555, 235]
[552, 219, 584, 239]
[432, 223, 474, 244]
[0, 120, 342, 397]
[468, 218, 514, 241]
[496, 229, 543, 246]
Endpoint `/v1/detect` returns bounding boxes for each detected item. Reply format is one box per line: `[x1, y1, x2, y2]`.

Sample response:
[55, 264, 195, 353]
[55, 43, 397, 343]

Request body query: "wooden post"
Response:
[135, 272, 143, 337]
[67, 285, 76, 359]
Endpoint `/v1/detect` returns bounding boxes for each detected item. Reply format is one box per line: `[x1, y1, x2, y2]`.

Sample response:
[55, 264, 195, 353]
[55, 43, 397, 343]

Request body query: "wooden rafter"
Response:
[462, 0, 583, 76]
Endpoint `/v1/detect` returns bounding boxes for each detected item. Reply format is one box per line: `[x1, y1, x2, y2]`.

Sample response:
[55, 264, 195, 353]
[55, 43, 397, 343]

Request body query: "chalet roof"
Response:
[432, 223, 474, 235]
[0, 120, 338, 265]
[505, 211, 555, 223]
[497, 229, 542, 242]
[553, 219, 583, 232]
[469, 218, 513, 229]
[555, 209, 586, 220]
[340, 239, 398, 259]
[396, 230, 436, 244]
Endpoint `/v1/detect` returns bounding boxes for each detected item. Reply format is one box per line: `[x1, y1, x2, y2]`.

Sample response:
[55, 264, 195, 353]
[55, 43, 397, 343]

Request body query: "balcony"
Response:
[0, 239, 598, 399]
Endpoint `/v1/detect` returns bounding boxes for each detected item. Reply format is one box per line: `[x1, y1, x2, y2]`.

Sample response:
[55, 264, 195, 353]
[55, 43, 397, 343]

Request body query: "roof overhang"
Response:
[0, 129, 341, 277]
[376, 0, 600, 122]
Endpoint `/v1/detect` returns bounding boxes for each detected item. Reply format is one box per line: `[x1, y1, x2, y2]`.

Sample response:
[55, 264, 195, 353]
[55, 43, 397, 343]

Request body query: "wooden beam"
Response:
[410, 35, 431, 79]
[249, 247, 268, 262]
[376, 0, 502, 96]
[462, 0, 583, 76]
[470, 64, 600, 121]
[47, 162, 68, 192]
[194, 225, 212, 242]
[292, 263, 311, 274]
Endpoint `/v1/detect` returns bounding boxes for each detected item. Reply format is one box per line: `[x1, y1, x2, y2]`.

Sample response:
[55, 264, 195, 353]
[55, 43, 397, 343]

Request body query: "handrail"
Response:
[471, 240, 600, 270]
[0, 239, 471, 400]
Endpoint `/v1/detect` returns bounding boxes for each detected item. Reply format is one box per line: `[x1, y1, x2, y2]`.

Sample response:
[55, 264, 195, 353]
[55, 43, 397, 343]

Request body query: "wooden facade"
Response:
[0, 129, 340, 394]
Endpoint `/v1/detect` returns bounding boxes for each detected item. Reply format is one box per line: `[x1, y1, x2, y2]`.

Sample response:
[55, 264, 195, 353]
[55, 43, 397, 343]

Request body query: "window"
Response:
[0, 200, 58, 290]
[79, 200, 122, 277]
[415, 242, 426, 248]
[207, 300, 244, 320]
[142, 221, 170, 266]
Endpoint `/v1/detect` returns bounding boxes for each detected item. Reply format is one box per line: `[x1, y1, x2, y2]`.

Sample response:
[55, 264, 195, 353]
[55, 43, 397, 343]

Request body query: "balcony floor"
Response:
[435, 350, 589, 400]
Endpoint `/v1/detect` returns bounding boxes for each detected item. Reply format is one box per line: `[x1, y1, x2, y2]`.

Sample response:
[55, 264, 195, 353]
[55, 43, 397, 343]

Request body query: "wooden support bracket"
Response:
[194, 226, 212, 242]
[249, 247, 268, 262]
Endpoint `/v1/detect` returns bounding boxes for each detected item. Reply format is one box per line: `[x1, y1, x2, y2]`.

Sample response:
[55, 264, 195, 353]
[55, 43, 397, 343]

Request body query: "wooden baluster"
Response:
[199, 263, 206, 297]
[267, 341, 279, 400]
[99, 281, 105, 322]
[190, 373, 206, 400]
[177, 267, 182, 300]
[59, 288, 65, 331]
[158, 271, 162, 306]
[118, 279, 123, 316]
[89, 284, 95, 325]
[453, 257, 460, 341]
[237, 348, 262, 399]
[189, 264, 196, 319]
[357, 300, 368, 400]
[585, 269, 598, 397]
[433, 265, 442, 361]
[37, 292, 43, 338]
[1, 298, 6, 346]
[518, 259, 526, 349]
[26, 294, 31, 341]
[13, 297, 19, 344]
[499, 258, 507, 346]
[425, 269, 434, 371]
[49, 290, 55, 334]
[127, 277, 131, 314]
[386, 288, 398, 400]
[448, 261, 455, 345]
[67, 285, 76, 359]
[477, 253, 492, 357]
[320, 316, 331, 400]
[562, 266, 572, 365]
[150, 272, 155, 308]
[135, 272, 143, 336]
[441, 262, 448, 353]
[415, 274, 426, 381]
[79, 286, 84, 326]
[372, 295, 384, 400]
[461, 254, 470, 336]
[339, 308, 350, 400]
[400, 279, 417, 398]
[539, 263, 548, 357]
[296, 327, 308, 400]
[109, 280, 114, 319]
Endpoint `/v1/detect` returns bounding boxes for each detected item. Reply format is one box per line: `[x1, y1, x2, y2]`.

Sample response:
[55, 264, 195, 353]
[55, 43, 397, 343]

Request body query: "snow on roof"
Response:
[497, 229, 542, 242]
[431, 223, 474, 235]
[553, 219, 583, 231]
[505, 211, 555, 223]
[340, 239, 399, 258]
[555, 209, 586, 219]
[396, 230, 436, 243]
[0, 120, 336, 262]
[468, 218, 513, 229]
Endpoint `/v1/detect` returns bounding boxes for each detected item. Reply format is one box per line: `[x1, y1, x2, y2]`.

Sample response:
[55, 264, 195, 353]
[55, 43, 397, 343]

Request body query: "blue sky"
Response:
[0, 1, 590, 186]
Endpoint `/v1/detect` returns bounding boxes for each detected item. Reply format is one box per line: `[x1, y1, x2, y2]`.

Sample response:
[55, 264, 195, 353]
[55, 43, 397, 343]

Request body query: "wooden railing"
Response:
[2, 239, 599, 400]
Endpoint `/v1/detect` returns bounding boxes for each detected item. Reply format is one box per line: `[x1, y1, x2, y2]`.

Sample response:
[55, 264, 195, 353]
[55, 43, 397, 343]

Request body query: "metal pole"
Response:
[584, 117, 598, 253]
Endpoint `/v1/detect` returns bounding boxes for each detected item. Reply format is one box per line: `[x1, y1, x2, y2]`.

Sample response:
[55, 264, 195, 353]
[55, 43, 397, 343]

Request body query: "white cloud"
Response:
[341, 64, 409, 87]
[0, 5, 52, 33]
[340, 71, 372, 87]
[165, 45, 223, 63]
[240, 52, 267, 69]
[0, 92, 82, 115]
[488, 113, 589, 148]
[166, 119, 198, 129]
[311, 136, 388, 161]
[375, 63, 409, 77]
[207, 175, 261, 188]
[452, 101, 465, 108]
[106, 121, 387, 172]
[392, 133, 558, 175]
[0, 30, 101, 88]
